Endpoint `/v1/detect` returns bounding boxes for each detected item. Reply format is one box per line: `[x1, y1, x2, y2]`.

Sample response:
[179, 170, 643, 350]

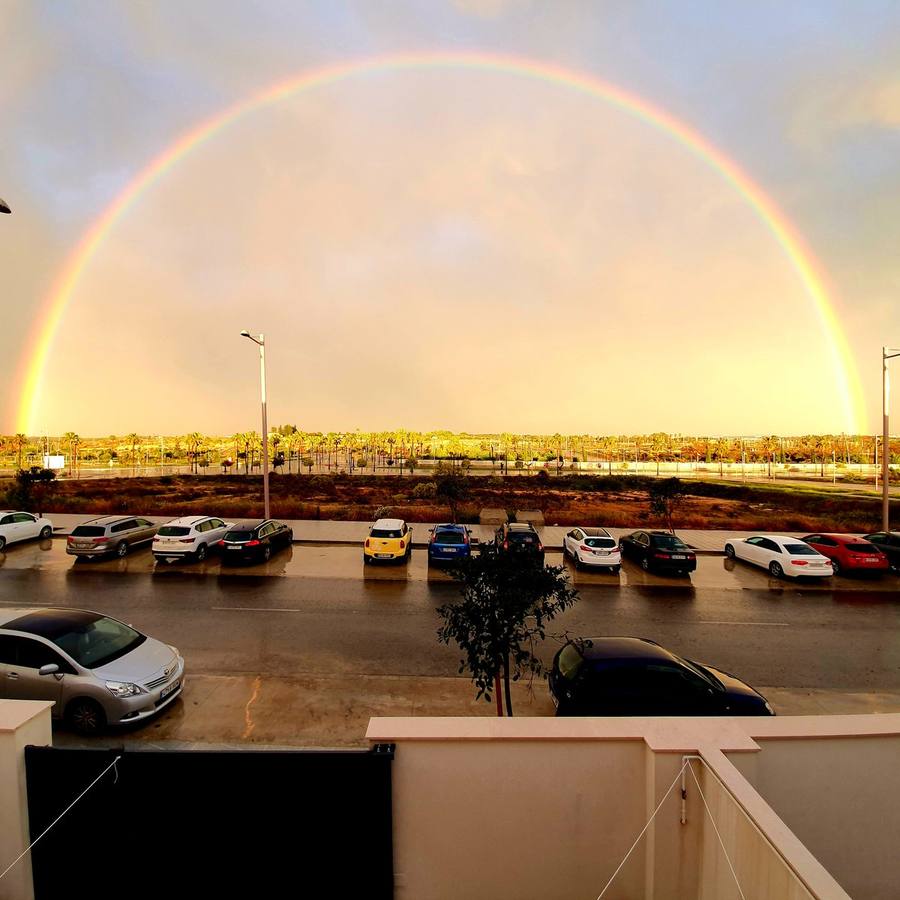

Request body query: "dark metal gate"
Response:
[25, 744, 394, 899]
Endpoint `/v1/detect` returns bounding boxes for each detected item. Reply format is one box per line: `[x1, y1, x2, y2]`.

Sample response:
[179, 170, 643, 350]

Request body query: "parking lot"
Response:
[1, 533, 898, 747]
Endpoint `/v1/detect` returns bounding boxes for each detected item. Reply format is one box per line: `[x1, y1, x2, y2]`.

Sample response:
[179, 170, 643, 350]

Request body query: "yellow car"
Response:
[364, 518, 413, 564]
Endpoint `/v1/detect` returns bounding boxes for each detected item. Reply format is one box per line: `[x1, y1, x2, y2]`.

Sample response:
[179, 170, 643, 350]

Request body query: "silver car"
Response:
[0, 607, 185, 734]
[66, 515, 158, 559]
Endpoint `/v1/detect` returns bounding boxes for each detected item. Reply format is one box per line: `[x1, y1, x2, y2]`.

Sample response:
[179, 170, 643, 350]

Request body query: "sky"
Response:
[1, 1, 898, 437]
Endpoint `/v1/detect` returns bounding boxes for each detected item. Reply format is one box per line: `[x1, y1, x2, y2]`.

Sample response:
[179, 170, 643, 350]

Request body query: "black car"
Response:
[618, 530, 696, 575]
[861, 531, 900, 571]
[218, 519, 293, 563]
[549, 637, 773, 717]
[494, 522, 544, 566]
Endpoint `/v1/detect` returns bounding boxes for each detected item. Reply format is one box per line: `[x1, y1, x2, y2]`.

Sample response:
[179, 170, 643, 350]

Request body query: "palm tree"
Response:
[62, 432, 81, 476]
[185, 432, 204, 474]
[124, 433, 142, 474]
[11, 433, 28, 471]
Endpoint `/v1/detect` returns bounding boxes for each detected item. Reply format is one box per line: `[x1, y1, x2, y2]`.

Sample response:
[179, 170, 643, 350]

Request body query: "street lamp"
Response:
[0, 198, 10, 214]
[882, 347, 900, 531]
[240, 330, 269, 519]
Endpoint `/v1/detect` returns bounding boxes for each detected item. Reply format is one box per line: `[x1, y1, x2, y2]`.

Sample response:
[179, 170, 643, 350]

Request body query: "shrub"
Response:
[412, 482, 438, 499]
[309, 475, 338, 497]
[374, 505, 392, 519]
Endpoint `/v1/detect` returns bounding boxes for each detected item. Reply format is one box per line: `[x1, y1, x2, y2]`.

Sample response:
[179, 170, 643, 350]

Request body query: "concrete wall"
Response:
[730, 735, 900, 900]
[0, 701, 53, 900]
[386, 737, 648, 900]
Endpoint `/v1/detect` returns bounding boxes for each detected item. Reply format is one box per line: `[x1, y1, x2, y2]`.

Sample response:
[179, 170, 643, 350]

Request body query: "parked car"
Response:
[494, 522, 544, 566]
[219, 519, 293, 563]
[153, 515, 232, 563]
[0, 511, 53, 551]
[364, 518, 413, 564]
[724, 535, 832, 579]
[800, 533, 889, 576]
[0, 606, 184, 734]
[861, 531, 900, 571]
[66, 516, 158, 559]
[427, 523, 472, 566]
[562, 526, 621, 572]
[618, 530, 696, 575]
[549, 637, 773, 717]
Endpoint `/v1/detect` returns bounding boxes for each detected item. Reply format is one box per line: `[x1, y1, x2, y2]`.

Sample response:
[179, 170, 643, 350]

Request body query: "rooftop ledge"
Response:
[0, 700, 54, 733]
[366, 713, 900, 752]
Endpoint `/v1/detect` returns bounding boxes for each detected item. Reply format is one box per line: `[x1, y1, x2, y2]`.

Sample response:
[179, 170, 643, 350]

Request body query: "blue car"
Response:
[427, 524, 473, 565]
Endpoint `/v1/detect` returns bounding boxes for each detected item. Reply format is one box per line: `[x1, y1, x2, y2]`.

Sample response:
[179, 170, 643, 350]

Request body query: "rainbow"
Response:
[15, 50, 866, 434]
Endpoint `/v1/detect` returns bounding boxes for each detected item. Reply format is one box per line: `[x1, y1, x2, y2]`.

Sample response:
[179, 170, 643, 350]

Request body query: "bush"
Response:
[374, 505, 392, 519]
[412, 482, 438, 499]
[309, 475, 338, 497]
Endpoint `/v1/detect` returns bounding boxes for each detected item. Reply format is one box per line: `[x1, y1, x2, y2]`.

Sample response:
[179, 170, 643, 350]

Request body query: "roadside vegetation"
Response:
[15, 471, 895, 533]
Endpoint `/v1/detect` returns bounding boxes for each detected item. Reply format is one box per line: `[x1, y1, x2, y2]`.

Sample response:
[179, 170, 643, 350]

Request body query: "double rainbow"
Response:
[15, 50, 866, 434]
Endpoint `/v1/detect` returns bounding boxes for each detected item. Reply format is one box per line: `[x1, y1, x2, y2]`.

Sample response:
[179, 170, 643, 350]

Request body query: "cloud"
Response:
[451, 0, 530, 19]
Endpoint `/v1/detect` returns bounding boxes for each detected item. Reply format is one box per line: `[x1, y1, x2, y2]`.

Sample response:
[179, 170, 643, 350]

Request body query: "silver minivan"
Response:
[66, 515, 158, 559]
[0, 607, 185, 734]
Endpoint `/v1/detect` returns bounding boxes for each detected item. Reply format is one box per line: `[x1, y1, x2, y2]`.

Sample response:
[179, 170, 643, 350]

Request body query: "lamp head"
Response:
[0, 198, 11, 215]
[240, 329, 251, 338]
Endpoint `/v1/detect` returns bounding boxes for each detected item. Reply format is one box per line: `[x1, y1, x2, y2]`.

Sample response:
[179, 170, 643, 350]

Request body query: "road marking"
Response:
[700, 620, 790, 626]
[212, 606, 308, 612]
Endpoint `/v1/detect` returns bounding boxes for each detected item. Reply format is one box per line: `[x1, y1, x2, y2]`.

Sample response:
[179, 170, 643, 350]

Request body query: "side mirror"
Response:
[39, 663, 59, 677]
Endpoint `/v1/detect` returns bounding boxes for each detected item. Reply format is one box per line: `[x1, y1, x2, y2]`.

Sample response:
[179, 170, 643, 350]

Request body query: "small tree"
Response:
[434, 466, 470, 523]
[5, 467, 57, 516]
[438, 544, 578, 716]
[648, 477, 686, 532]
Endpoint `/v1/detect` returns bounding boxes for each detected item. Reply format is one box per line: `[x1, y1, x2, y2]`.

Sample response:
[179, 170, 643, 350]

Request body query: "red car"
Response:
[800, 534, 889, 576]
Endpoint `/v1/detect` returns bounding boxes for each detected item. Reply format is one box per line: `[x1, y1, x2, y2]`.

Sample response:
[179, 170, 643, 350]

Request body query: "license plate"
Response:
[375, 553, 393, 559]
[226, 545, 242, 551]
[76, 542, 91, 549]
[672, 554, 686, 560]
[593, 550, 609, 556]
[442, 548, 457, 553]
[865, 558, 877, 563]
[159, 680, 180, 701]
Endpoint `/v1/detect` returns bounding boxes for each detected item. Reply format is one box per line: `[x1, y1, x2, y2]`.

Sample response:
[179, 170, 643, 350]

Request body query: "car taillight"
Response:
[579, 545, 590, 552]
[246, 539, 260, 547]
[66, 536, 74, 544]
[365, 539, 370, 548]
[217, 540, 225, 546]
[93, 536, 108, 543]
[654, 552, 670, 559]
[791, 560, 808, 566]
[537, 543, 543, 552]
[503, 541, 508, 550]
[179, 538, 194, 544]
[400, 540, 405, 549]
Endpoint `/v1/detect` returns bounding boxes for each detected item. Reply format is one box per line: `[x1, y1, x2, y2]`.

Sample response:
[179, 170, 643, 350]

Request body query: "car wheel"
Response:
[830, 558, 841, 576]
[613, 566, 621, 575]
[66, 698, 106, 736]
[40, 525, 52, 539]
[262, 545, 272, 562]
[195, 543, 208, 562]
[0, 536, 6, 552]
[640, 556, 649, 571]
[116, 541, 128, 558]
[363, 554, 370, 565]
[725, 544, 735, 559]
[769, 561, 784, 578]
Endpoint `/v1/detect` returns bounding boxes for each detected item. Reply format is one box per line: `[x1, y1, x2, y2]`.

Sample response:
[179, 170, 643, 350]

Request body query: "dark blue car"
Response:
[427, 524, 472, 565]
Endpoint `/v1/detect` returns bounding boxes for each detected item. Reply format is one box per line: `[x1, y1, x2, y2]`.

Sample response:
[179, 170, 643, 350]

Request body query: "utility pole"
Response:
[882, 348, 900, 531]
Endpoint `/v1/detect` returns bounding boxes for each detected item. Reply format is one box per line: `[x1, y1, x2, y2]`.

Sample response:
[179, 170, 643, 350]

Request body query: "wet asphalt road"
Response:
[0, 540, 898, 693]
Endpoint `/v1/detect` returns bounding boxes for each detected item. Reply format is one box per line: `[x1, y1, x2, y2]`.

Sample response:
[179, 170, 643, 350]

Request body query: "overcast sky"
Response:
[1, 1, 897, 436]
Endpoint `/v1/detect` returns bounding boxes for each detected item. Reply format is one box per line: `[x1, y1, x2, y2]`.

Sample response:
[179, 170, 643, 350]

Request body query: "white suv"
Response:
[152, 515, 231, 563]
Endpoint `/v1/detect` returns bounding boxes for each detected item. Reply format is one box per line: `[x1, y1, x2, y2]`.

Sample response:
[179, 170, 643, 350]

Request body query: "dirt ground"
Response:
[23, 472, 890, 533]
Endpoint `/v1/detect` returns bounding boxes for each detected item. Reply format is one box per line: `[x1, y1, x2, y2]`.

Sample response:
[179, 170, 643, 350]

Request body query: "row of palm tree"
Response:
[1, 430, 897, 471]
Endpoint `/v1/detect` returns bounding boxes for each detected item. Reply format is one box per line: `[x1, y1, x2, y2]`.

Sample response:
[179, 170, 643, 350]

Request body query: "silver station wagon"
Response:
[0, 607, 185, 734]
[66, 515, 158, 559]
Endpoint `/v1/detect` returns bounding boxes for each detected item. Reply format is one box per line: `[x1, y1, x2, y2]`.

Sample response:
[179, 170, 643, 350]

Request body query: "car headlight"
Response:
[105, 681, 144, 698]
[168, 645, 180, 657]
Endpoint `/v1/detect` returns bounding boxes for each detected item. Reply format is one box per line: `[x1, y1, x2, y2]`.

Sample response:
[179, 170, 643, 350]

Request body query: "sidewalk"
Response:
[46, 512, 812, 554]
[50, 673, 900, 751]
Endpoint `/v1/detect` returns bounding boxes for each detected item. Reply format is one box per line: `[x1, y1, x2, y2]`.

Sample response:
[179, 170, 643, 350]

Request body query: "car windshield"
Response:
[157, 526, 191, 537]
[51, 616, 146, 669]
[584, 538, 616, 548]
[785, 544, 817, 555]
[371, 528, 402, 538]
[679, 657, 723, 690]
[224, 531, 254, 542]
[435, 531, 465, 544]
[652, 534, 688, 550]
[557, 644, 584, 681]
[71, 525, 105, 537]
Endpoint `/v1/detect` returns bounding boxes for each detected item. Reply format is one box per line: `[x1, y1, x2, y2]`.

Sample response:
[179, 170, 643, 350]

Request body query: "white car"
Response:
[563, 526, 621, 572]
[0, 511, 53, 551]
[152, 515, 232, 563]
[724, 535, 832, 579]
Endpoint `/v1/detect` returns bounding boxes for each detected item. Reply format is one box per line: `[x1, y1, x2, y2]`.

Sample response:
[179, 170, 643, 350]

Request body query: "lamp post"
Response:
[882, 347, 900, 531]
[241, 330, 269, 519]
